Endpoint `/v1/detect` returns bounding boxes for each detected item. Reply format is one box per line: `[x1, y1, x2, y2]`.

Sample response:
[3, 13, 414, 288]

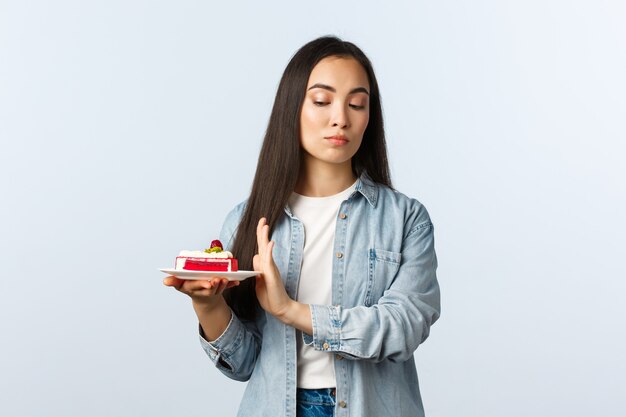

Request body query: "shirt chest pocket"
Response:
[364, 248, 402, 307]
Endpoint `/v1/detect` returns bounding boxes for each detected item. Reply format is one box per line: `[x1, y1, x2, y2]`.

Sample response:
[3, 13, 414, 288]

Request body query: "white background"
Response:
[1, 1, 625, 416]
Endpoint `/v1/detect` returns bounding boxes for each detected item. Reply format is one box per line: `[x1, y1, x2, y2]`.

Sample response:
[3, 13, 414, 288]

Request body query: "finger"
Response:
[185, 280, 221, 297]
[163, 276, 184, 288]
[260, 240, 277, 283]
[266, 240, 275, 266]
[184, 278, 218, 292]
[181, 280, 204, 291]
[262, 225, 270, 250]
[198, 280, 213, 290]
[259, 226, 271, 265]
[215, 278, 230, 294]
[261, 237, 274, 270]
[226, 280, 240, 289]
[214, 278, 225, 292]
[204, 276, 228, 289]
[257, 217, 268, 257]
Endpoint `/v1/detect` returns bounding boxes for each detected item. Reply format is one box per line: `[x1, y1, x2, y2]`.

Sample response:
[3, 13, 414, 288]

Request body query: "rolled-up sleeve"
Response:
[303, 219, 440, 363]
[199, 312, 261, 381]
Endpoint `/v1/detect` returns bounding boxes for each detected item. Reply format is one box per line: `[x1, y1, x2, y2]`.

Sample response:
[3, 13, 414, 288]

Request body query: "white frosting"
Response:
[178, 250, 233, 259]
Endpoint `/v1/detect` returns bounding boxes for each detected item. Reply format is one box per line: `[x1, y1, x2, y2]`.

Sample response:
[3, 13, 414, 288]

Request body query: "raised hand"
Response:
[253, 217, 294, 319]
[254, 218, 313, 333]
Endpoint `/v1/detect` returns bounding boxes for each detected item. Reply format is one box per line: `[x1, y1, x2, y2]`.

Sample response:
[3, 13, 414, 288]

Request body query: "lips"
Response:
[324, 135, 349, 146]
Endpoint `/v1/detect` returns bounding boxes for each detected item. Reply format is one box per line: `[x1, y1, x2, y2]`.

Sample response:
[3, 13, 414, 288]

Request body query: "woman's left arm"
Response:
[255, 217, 440, 363]
[305, 221, 440, 362]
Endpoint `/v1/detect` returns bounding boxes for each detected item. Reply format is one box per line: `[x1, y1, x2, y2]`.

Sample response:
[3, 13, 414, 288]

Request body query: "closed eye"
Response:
[349, 104, 365, 110]
[314, 101, 329, 106]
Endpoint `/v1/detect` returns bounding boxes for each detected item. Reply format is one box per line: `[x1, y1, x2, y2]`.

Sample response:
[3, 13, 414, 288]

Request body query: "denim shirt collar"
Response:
[353, 172, 379, 207]
[283, 172, 379, 218]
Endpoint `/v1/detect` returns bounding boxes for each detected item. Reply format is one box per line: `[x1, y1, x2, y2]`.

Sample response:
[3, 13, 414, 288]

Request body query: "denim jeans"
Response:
[296, 388, 335, 417]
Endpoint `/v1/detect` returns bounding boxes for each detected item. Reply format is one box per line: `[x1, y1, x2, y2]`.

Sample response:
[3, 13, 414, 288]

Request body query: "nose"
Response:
[331, 103, 350, 128]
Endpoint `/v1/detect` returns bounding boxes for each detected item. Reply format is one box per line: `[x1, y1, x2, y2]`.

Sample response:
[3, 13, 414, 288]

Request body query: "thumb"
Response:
[253, 254, 261, 272]
[255, 275, 266, 293]
[163, 276, 184, 289]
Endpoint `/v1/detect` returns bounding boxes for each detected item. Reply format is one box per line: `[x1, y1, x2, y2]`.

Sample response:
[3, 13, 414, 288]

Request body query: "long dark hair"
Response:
[224, 36, 393, 320]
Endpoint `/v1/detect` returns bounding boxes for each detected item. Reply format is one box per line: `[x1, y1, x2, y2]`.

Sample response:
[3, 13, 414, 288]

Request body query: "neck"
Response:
[295, 157, 357, 197]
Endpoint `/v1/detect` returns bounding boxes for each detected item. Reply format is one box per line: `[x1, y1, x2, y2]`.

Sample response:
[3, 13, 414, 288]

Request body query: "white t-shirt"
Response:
[288, 181, 357, 388]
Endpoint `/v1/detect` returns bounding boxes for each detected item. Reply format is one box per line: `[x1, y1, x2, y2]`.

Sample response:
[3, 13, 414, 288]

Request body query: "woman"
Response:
[164, 36, 440, 417]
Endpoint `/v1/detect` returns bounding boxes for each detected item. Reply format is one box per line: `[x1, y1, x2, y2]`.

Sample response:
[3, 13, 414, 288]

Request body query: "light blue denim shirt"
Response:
[200, 174, 440, 417]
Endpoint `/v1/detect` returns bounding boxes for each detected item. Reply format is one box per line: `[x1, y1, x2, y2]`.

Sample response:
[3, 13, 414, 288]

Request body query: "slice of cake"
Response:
[175, 240, 238, 272]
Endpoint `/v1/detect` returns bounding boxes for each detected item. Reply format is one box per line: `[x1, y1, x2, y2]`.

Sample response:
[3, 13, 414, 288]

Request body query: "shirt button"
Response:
[322, 342, 330, 350]
[335, 252, 343, 258]
[335, 354, 343, 360]
[339, 213, 347, 219]
[339, 400, 347, 408]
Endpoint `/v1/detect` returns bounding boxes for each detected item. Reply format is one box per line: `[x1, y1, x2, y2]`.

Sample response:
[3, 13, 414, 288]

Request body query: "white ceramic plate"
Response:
[159, 268, 259, 281]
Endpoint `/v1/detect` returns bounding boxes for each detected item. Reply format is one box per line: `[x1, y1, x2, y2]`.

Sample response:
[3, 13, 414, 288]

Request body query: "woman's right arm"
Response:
[164, 276, 260, 381]
[163, 202, 262, 381]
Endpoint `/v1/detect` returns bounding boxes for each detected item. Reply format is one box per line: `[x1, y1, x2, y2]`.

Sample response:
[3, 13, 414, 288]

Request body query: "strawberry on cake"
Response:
[175, 240, 238, 272]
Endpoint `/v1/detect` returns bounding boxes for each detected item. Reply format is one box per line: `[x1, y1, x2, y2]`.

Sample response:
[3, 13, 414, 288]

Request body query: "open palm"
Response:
[253, 217, 293, 318]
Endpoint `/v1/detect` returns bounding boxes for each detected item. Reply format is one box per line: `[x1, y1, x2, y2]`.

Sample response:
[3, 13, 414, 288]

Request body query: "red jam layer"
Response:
[177, 256, 238, 272]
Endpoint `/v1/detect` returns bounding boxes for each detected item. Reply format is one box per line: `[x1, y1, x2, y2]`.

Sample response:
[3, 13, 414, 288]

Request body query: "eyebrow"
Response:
[307, 83, 370, 96]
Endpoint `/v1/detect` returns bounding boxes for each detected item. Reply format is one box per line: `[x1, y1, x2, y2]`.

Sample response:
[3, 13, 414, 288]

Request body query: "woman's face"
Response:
[300, 56, 370, 169]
